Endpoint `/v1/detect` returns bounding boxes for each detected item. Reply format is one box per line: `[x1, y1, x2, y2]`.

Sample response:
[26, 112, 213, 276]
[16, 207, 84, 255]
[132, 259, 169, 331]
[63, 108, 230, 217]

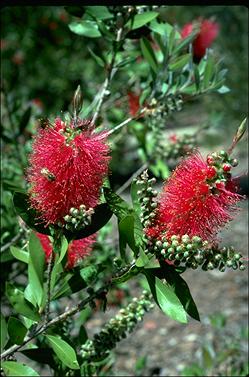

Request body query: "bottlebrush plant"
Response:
[0, 5, 248, 377]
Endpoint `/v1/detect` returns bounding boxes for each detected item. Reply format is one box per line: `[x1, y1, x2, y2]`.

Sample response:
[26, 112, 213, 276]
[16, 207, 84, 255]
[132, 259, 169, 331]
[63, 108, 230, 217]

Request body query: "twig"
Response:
[43, 253, 54, 324]
[116, 163, 148, 195]
[91, 28, 123, 126]
[107, 108, 147, 136]
[0, 283, 111, 360]
[0, 233, 22, 253]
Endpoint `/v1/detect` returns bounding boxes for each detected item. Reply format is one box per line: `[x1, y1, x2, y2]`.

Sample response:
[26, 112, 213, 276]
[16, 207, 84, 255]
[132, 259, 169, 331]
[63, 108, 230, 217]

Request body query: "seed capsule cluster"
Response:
[80, 292, 154, 362]
[149, 95, 183, 118]
[135, 170, 158, 230]
[162, 134, 196, 160]
[59, 205, 94, 231]
[147, 234, 245, 271]
[206, 150, 239, 192]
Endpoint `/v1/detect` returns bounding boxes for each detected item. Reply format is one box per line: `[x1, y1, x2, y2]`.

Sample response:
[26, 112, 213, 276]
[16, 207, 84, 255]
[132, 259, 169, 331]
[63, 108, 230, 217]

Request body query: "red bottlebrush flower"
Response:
[31, 98, 44, 109]
[147, 151, 242, 242]
[27, 117, 110, 226]
[181, 19, 219, 59]
[128, 91, 140, 117]
[36, 232, 95, 269]
[169, 134, 178, 144]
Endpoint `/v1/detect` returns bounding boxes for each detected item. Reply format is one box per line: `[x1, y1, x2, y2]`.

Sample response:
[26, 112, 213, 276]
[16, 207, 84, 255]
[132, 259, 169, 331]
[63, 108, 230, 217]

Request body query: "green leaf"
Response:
[10, 246, 29, 264]
[127, 11, 158, 30]
[203, 56, 215, 89]
[88, 47, 106, 67]
[103, 187, 131, 221]
[1, 362, 39, 376]
[139, 87, 151, 106]
[69, 20, 101, 38]
[194, 65, 200, 91]
[217, 85, 230, 94]
[28, 232, 45, 307]
[57, 236, 68, 265]
[161, 264, 200, 321]
[85, 6, 112, 20]
[52, 271, 87, 300]
[13, 192, 50, 235]
[6, 283, 40, 322]
[2, 180, 25, 193]
[52, 264, 102, 300]
[79, 265, 99, 286]
[118, 215, 137, 261]
[173, 30, 197, 54]
[149, 159, 170, 179]
[169, 54, 191, 71]
[64, 203, 113, 241]
[135, 248, 150, 267]
[140, 38, 158, 73]
[46, 335, 80, 370]
[168, 27, 176, 55]
[130, 179, 142, 216]
[149, 20, 173, 36]
[7, 317, 27, 345]
[180, 84, 197, 95]
[19, 107, 31, 135]
[145, 271, 187, 323]
[1, 313, 8, 351]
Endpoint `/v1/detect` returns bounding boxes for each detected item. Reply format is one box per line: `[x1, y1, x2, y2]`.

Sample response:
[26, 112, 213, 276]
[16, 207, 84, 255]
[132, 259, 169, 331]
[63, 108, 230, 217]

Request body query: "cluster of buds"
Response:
[148, 94, 183, 119]
[60, 205, 94, 231]
[135, 170, 158, 230]
[80, 292, 154, 362]
[162, 133, 197, 160]
[205, 150, 238, 192]
[147, 234, 245, 271]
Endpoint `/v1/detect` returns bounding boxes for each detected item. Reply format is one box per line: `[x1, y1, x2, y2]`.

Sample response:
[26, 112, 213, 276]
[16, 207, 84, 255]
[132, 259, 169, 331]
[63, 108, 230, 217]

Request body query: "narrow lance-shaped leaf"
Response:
[45, 335, 80, 370]
[145, 270, 187, 323]
[10, 246, 29, 264]
[127, 11, 158, 30]
[69, 20, 101, 38]
[28, 232, 45, 308]
[6, 283, 40, 322]
[1, 362, 39, 377]
[140, 38, 158, 73]
[13, 192, 50, 235]
[160, 263, 200, 321]
[1, 313, 8, 351]
[7, 317, 27, 345]
[103, 187, 132, 221]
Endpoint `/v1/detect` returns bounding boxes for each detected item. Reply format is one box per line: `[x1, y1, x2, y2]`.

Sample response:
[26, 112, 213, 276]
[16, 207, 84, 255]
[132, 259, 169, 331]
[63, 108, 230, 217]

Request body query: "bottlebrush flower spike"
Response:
[37, 232, 95, 269]
[181, 19, 219, 60]
[27, 117, 110, 226]
[146, 151, 243, 242]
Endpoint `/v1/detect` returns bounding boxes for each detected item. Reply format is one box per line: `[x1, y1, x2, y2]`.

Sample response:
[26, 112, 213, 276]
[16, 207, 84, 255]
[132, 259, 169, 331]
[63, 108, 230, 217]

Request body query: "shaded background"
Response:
[1, 5, 248, 376]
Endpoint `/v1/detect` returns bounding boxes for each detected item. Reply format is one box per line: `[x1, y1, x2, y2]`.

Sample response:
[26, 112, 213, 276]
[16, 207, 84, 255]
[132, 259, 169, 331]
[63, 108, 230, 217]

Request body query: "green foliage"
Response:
[1, 361, 40, 376]
[144, 270, 187, 323]
[1, 5, 247, 376]
[45, 335, 80, 369]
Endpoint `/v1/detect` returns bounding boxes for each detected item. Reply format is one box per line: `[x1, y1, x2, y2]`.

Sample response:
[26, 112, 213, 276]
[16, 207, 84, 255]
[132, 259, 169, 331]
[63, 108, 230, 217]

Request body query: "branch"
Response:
[107, 108, 147, 136]
[116, 162, 148, 195]
[91, 28, 123, 126]
[43, 253, 54, 325]
[0, 233, 22, 253]
[0, 283, 111, 360]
